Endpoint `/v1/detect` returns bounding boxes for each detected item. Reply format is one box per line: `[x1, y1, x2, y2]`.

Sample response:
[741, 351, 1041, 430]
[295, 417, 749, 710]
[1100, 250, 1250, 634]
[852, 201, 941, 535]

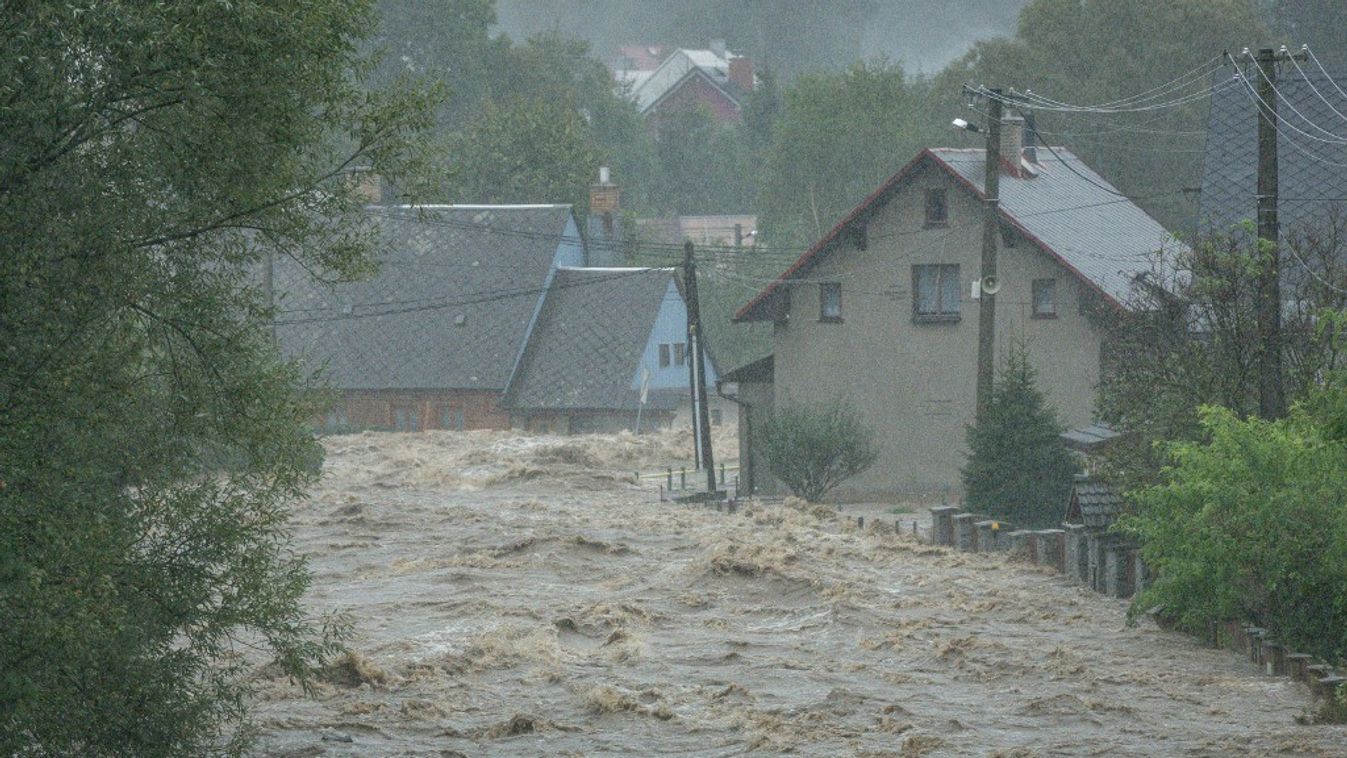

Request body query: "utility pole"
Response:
[1253, 47, 1289, 420]
[976, 90, 1003, 420]
[683, 241, 717, 493]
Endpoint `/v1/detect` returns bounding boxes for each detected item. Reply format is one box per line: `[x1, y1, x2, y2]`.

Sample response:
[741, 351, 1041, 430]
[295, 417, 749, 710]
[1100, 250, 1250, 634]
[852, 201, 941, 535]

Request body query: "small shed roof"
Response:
[1060, 422, 1121, 452]
[1065, 476, 1123, 530]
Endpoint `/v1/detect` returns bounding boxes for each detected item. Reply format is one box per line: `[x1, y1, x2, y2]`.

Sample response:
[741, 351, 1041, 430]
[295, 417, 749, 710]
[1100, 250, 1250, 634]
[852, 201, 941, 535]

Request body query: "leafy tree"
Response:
[1097, 221, 1347, 490]
[448, 95, 603, 211]
[649, 104, 753, 215]
[0, 2, 433, 753]
[759, 401, 878, 502]
[757, 59, 939, 248]
[371, 0, 509, 128]
[504, 33, 658, 209]
[1121, 404, 1347, 665]
[961, 343, 1078, 527]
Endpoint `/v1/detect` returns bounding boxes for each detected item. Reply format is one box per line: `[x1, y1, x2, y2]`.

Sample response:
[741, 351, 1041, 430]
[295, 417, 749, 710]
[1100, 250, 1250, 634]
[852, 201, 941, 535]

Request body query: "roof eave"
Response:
[734, 149, 941, 322]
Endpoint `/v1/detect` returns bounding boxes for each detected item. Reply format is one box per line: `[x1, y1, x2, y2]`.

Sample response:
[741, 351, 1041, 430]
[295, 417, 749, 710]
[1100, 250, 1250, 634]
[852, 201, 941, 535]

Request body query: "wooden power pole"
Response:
[1254, 47, 1288, 420]
[976, 91, 1003, 420]
[683, 241, 716, 493]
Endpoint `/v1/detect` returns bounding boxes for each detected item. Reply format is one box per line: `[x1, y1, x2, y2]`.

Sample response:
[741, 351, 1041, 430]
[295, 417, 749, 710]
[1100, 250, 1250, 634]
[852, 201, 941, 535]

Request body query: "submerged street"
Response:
[251, 430, 1343, 756]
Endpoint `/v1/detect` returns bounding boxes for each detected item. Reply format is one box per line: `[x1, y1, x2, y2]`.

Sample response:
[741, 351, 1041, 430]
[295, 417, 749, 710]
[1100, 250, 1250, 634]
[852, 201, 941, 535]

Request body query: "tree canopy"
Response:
[0, 2, 432, 752]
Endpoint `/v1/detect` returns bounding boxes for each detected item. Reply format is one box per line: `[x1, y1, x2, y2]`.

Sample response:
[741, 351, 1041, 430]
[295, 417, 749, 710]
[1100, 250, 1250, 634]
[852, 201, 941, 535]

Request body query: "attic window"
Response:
[659, 342, 688, 368]
[925, 189, 948, 226]
[851, 223, 868, 251]
[819, 282, 842, 322]
[1033, 278, 1057, 318]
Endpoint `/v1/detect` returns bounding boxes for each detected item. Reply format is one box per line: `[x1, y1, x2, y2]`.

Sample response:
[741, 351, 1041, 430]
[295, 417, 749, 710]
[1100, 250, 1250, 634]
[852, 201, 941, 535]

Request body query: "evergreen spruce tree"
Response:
[961, 342, 1079, 527]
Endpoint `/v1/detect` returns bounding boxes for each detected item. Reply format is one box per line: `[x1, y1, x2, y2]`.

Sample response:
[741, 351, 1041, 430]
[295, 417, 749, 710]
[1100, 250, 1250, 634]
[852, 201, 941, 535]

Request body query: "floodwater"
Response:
[252, 429, 1344, 756]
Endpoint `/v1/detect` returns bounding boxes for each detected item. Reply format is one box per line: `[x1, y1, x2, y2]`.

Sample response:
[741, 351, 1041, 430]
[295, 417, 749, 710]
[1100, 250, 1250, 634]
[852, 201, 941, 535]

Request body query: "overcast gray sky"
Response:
[495, 0, 1030, 76]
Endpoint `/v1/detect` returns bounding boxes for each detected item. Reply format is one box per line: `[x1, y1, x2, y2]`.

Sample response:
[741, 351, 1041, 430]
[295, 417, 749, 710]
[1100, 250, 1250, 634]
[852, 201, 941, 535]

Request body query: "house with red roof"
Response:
[614, 41, 755, 130]
[731, 119, 1182, 496]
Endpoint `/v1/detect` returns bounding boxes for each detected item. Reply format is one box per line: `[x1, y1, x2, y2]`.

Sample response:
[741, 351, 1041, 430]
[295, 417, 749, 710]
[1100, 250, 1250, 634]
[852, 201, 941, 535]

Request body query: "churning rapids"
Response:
[252, 429, 1343, 756]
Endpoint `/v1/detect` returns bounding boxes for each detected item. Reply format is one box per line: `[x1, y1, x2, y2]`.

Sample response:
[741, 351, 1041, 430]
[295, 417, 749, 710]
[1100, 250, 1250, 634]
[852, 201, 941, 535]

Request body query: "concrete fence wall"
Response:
[926, 503, 1344, 703]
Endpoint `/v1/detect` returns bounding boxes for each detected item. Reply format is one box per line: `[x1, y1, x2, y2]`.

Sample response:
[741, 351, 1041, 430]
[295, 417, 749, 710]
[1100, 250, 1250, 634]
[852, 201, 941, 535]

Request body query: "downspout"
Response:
[715, 379, 752, 497]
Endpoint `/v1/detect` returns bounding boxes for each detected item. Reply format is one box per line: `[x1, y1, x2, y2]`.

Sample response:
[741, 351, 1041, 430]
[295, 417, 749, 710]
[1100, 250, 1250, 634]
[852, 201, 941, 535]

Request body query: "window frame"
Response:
[659, 343, 671, 368]
[819, 282, 843, 322]
[674, 342, 687, 366]
[911, 264, 961, 323]
[1032, 278, 1058, 319]
[924, 188, 949, 227]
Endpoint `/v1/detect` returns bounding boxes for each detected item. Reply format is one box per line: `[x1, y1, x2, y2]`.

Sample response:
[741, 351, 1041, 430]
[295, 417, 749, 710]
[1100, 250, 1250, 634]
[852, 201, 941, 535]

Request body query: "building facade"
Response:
[735, 131, 1180, 495]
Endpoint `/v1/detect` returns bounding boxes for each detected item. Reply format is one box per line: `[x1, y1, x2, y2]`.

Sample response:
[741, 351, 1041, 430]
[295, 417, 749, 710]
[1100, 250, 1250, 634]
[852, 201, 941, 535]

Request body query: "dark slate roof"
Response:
[720, 354, 773, 384]
[736, 147, 1181, 320]
[1200, 68, 1347, 237]
[1065, 476, 1124, 529]
[503, 267, 684, 411]
[274, 205, 576, 391]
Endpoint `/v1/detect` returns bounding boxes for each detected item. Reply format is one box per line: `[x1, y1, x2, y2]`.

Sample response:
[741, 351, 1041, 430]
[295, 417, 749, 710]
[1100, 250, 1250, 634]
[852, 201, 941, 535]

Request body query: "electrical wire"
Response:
[1288, 45, 1347, 127]
[999, 54, 1226, 112]
[1240, 49, 1347, 144]
[974, 65, 1230, 115]
[1306, 45, 1347, 104]
[1230, 65, 1347, 169]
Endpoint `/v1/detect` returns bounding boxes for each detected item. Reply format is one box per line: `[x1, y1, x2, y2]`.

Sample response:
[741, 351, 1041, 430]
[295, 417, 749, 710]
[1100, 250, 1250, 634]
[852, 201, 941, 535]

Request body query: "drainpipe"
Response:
[715, 380, 752, 496]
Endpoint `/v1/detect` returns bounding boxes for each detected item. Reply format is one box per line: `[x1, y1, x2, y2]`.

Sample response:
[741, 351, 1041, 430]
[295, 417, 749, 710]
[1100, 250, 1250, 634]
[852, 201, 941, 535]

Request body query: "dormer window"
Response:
[925, 189, 948, 226]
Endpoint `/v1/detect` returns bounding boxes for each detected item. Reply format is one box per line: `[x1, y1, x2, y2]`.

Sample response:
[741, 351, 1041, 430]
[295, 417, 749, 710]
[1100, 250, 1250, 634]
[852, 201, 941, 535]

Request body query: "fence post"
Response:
[929, 506, 960, 547]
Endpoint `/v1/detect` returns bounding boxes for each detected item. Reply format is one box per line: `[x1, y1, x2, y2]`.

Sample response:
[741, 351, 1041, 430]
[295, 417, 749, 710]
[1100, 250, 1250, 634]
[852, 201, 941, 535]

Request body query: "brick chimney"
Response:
[999, 115, 1024, 177]
[589, 166, 620, 230]
[728, 55, 754, 93]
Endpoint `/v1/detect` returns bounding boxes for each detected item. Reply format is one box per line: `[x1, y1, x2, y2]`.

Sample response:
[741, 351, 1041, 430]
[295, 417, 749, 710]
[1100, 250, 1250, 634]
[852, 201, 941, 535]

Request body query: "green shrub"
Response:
[961, 343, 1078, 526]
[758, 401, 878, 502]
[1121, 405, 1347, 664]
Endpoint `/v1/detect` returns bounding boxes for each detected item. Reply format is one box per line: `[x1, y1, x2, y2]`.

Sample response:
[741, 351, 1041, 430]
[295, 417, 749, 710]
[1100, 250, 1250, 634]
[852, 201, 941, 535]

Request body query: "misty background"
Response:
[494, 0, 1030, 76]
[370, 0, 1345, 366]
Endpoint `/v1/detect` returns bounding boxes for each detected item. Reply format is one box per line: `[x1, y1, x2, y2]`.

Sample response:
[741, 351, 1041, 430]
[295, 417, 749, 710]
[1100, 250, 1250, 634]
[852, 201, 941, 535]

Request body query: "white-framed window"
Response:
[819, 282, 842, 321]
[912, 264, 960, 321]
[1033, 278, 1057, 318]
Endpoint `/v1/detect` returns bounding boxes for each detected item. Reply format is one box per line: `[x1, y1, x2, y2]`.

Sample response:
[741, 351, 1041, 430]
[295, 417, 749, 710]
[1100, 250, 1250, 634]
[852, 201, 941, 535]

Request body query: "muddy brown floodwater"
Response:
[252, 429, 1345, 757]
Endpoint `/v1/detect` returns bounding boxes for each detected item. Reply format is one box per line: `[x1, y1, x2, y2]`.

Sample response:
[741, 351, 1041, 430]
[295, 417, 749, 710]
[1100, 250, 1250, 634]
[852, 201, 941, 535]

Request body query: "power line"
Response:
[999, 55, 1226, 113]
[1230, 64, 1347, 169]
[1288, 45, 1347, 128]
[1306, 45, 1347, 104]
[1240, 49, 1347, 144]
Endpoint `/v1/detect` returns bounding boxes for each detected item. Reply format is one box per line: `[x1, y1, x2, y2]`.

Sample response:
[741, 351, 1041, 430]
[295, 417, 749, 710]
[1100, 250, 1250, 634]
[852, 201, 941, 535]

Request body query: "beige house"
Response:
[732, 125, 1179, 497]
